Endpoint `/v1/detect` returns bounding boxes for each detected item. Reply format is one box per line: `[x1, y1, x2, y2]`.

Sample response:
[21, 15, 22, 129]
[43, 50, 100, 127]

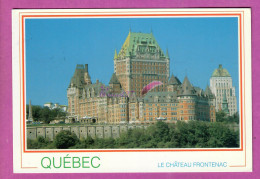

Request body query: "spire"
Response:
[114, 49, 117, 60]
[222, 91, 229, 115]
[28, 100, 33, 121]
[150, 27, 153, 34]
[166, 48, 169, 58]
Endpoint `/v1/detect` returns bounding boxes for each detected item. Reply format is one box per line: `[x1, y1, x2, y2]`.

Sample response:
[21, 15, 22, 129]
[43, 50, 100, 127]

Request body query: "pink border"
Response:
[0, 0, 259, 178]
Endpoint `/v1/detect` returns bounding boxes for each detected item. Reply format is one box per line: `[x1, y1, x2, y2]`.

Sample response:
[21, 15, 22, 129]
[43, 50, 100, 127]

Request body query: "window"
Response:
[188, 110, 194, 114]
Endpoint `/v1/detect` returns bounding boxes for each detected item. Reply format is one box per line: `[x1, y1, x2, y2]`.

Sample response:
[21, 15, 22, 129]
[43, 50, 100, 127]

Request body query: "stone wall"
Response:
[27, 124, 148, 141]
[27, 123, 239, 141]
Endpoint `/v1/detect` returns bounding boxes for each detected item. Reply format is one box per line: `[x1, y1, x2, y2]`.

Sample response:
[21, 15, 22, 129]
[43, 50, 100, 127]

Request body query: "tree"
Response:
[153, 121, 170, 142]
[207, 122, 239, 147]
[216, 110, 227, 122]
[39, 107, 53, 123]
[54, 130, 79, 149]
[26, 105, 67, 124]
[216, 111, 240, 124]
[27, 136, 50, 149]
[227, 112, 239, 124]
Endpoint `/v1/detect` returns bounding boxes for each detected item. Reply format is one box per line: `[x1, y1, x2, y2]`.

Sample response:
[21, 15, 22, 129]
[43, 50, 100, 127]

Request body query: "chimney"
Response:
[85, 64, 88, 72]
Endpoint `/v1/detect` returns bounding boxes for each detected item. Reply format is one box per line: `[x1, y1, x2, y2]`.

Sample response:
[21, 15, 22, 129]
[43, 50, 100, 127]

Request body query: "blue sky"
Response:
[25, 17, 238, 106]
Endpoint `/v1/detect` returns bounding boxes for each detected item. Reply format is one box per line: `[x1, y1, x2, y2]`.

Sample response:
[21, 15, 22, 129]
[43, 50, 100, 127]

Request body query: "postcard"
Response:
[12, 8, 252, 173]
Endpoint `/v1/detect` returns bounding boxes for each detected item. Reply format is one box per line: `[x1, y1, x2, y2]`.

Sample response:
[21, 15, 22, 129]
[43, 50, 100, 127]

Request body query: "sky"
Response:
[25, 17, 238, 106]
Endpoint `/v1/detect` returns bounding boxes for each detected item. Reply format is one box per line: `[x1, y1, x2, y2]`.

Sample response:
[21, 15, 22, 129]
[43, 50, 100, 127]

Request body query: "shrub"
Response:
[54, 130, 79, 149]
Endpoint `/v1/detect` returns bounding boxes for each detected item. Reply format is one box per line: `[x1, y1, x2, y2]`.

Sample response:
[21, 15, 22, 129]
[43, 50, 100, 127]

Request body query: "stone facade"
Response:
[210, 64, 237, 116]
[27, 125, 148, 141]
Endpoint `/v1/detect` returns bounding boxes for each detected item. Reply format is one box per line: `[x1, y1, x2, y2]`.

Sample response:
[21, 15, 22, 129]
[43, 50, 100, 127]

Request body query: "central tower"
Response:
[114, 31, 170, 97]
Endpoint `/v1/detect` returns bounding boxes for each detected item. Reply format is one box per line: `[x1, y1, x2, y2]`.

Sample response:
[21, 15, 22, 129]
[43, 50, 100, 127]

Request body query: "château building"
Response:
[67, 31, 216, 124]
[210, 64, 237, 116]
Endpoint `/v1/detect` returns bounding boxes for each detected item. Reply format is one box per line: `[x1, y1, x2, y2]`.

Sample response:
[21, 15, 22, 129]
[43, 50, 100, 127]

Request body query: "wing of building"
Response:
[67, 31, 216, 124]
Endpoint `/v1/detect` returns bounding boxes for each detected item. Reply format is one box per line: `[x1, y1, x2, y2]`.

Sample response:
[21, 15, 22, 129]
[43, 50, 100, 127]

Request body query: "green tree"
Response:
[54, 130, 79, 149]
[27, 139, 38, 149]
[227, 112, 239, 124]
[153, 121, 170, 142]
[32, 105, 42, 121]
[40, 107, 53, 123]
[216, 110, 227, 122]
[27, 136, 50, 149]
[207, 122, 239, 147]
[27, 105, 67, 124]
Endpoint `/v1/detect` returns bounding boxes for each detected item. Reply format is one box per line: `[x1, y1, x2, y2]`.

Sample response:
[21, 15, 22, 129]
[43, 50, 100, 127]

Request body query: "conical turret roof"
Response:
[168, 74, 181, 85]
[205, 85, 213, 95]
[109, 73, 120, 84]
[69, 64, 86, 88]
[180, 76, 196, 96]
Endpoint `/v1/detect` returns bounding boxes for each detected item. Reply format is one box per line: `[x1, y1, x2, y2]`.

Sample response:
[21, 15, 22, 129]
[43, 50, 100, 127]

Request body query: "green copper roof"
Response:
[168, 74, 181, 85]
[117, 31, 166, 59]
[114, 49, 117, 60]
[222, 92, 229, 114]
[109, 73, 120, 84]
[212, 64, 231, 77]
